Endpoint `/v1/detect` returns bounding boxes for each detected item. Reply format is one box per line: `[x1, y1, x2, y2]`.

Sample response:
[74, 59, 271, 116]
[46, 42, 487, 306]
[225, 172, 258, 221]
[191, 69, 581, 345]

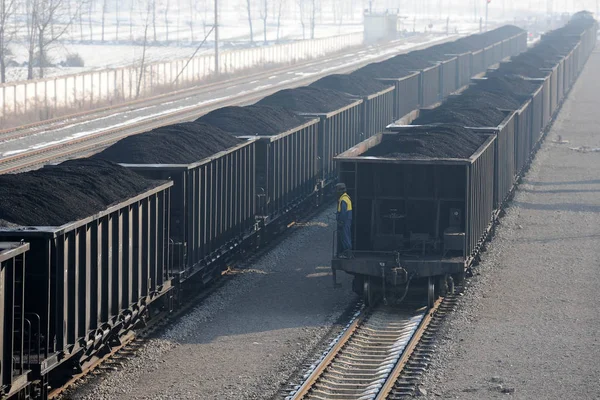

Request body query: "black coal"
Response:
[95, 121, 242, 164]
[198, 105, 310, 136]
[0, 159, 165, 227]
[364, 124, 487, 159]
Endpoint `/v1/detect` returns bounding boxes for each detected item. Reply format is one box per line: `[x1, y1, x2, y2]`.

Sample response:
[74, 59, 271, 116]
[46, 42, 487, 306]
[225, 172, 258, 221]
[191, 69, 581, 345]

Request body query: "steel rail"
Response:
[376, 298, 443, 400]
[290, 299, 443, 400]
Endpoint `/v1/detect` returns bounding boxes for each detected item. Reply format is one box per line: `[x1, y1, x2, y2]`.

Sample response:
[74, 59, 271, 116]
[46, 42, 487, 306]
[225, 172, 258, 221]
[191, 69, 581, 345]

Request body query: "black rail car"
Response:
[333, 132, 496, 306]
[0, 182, 173, 398]
[440, 57, 458, 99]
[377, 73, 420, 120]
[119, 140, 257, 285]
[0, 243, 29, 400]
[238, 119, 322, 234]
[357, 86, 396, 139]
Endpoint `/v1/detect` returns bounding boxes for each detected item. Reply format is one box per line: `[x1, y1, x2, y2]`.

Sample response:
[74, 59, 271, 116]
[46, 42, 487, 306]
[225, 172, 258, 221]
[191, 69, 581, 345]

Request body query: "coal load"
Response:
[454, 25, 524, 51]
[414, 89, 521, 127]
[0, 158, 164, 227]
[95, 122, 242, 164]
[198, 105, 309, 136]
[363, 124, 486, 159]
[257, 86, 355, 113]
[352, 60, 416, 80]
[310, 74, 391, 96]
[353, 25, 525, 80]
[473, 75, 539, 102]
[352, 53, 434, 79]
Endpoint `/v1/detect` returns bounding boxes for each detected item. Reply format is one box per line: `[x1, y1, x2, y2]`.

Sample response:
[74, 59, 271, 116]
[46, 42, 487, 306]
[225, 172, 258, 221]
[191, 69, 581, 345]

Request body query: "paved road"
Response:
[419, 50, 600, 399]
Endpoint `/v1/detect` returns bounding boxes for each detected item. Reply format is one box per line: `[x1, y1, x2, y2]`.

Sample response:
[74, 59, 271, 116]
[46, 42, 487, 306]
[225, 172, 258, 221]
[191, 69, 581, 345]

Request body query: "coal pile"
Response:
[353, 25, 525, 80]
[256, 86, 355, 113]
[473, 75, 539, 102]
[198, 105, 309, 136]
[95, 122, 242, 164]
[309, 74, 391, 96]
[363, 124, 486, 159]
[352, 53, 433, 79]
[352, 61, 417, 80]
[414, 88, 521, 127]
[455, 25, 524, 50]
[0, 159, 164, 227]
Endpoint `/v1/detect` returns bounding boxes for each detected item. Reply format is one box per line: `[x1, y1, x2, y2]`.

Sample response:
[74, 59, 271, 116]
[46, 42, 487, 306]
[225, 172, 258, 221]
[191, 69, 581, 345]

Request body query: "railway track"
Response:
[287, 294, 452, 400]
[0, 34, 463, 174]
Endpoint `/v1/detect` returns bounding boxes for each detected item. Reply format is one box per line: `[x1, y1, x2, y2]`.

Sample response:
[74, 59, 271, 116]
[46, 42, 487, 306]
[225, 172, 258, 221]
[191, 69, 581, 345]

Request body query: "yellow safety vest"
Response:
[337, 193, 352, 212]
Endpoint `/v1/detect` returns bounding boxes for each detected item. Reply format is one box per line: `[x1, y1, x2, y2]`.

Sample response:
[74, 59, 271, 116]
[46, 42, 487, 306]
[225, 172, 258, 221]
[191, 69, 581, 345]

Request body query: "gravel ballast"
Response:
[417, 48, 600, 400]
[66, 205, 355, 400]
[0, 158, 163, 227]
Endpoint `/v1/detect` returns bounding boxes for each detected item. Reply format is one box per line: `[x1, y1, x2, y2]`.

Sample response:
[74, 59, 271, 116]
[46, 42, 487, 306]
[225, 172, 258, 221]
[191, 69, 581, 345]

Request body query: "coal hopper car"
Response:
[0, 242, 29, 399]
[0, 159, 174, 398]
[332, 126, 496, 307]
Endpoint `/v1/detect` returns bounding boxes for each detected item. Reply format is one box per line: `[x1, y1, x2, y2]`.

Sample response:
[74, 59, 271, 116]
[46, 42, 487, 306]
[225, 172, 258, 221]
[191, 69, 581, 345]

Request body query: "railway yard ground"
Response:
[418, 50, 600, 399]
[67, 205, 356, 400]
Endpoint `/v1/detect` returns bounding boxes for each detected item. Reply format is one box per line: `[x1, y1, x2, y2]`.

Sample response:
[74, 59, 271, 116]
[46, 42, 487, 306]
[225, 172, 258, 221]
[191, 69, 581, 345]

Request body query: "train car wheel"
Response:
[427, 277, 435, 309]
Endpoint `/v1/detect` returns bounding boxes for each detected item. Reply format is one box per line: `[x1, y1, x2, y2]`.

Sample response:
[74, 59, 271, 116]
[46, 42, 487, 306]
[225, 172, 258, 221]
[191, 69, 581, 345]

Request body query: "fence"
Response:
[0, 33, 363, 123]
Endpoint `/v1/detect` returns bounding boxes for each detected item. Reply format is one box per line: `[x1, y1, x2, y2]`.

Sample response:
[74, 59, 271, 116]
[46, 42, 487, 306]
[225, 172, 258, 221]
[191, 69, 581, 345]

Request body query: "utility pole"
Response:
[215, 0, 219, 75]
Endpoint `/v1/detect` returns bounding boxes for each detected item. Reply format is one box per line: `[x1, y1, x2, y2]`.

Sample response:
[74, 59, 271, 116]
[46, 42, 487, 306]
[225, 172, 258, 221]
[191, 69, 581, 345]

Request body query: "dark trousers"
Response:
[337, 221, 352, 254]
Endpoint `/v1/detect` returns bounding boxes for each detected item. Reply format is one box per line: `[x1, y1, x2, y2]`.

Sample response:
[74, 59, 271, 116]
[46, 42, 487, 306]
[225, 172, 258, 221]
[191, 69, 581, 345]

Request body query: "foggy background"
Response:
[0, 0, 597, 84]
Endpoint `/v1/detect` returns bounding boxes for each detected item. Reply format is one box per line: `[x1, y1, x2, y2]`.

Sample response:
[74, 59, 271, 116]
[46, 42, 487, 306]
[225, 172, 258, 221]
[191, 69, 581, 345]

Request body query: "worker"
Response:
[336, 183, 353, 259]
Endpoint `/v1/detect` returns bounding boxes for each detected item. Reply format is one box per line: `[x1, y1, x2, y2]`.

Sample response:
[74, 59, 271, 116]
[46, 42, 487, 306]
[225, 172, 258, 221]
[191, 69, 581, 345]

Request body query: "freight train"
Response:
[332, 12, 598, 307]
[0, 18, 590, 399]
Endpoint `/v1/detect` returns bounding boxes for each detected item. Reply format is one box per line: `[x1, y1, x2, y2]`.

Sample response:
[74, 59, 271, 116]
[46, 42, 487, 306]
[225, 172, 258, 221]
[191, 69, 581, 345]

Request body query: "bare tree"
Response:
[77, 0, 84, 40]
[136, 0, 152, 97]
[0, 0, 17, 83]
[101, 0, 108, 42]
[35, 0, 79, 78]
[275, 0, 284, 41]
[246, 0, 254, 43]
[188, 0, 194, 42]
[115, 0, 120, 41]
[310, 0, 316, 39]
[87, 0, 93, 41]
[25, 0, 38, 79]
[297, 0, 306, 39]
[332, 0, 345, 32]
[129, 0, 134, 40]
[259, 0, 268, 43]
[164, 0, 171, 42]
[151, 0, 157, 42]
